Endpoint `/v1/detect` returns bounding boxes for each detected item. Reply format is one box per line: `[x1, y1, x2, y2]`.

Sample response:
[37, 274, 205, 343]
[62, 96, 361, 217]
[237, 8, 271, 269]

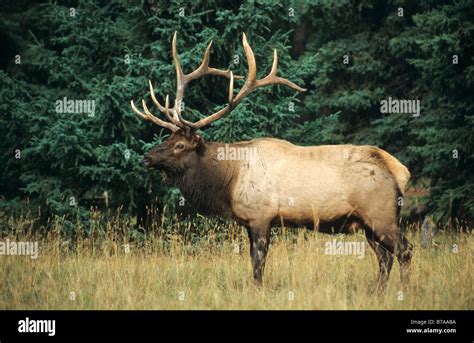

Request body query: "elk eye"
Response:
[175, 143, 185, 150]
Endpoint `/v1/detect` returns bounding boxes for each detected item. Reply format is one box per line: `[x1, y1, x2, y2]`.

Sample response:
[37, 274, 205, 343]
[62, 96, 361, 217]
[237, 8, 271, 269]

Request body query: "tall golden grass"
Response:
[1, 211, 472, 310]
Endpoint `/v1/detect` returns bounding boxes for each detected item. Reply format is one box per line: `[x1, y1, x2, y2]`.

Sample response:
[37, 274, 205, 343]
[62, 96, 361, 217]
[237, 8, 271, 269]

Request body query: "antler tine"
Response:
[130, 99, 178, 131]
[149, 80, 179, 125]
[172, 31, 185, 91]
[130, 99, 179, 132]
[148, 80, 165, 112]
[228, 71, 234, 104]
[142, 100, 180, 132]
[185, 40, 213, 81]
[187, 40, 243, 81]
[255, 49, 307, 92]
[130, 100, 147, 120]
[235, 34, 306, 101]
[242, 33, 257, 87]
[165, 94, 182, 126]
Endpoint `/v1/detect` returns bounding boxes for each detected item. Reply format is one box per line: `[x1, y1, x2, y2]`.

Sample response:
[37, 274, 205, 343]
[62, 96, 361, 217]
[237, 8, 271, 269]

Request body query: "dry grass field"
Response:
[1, 214, 472, 310]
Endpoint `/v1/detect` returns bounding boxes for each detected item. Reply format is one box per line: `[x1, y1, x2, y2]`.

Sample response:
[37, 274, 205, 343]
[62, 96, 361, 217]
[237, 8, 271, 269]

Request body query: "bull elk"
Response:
[131, 32, 413, 288]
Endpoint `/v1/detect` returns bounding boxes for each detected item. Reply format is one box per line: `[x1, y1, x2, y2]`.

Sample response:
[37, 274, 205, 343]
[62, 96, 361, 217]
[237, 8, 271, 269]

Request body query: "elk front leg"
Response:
[246, 222, 271, 286]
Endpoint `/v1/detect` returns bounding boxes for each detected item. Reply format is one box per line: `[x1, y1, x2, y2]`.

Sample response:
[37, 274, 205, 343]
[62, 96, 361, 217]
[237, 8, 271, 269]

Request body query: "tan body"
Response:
[229, 138, 409, 237]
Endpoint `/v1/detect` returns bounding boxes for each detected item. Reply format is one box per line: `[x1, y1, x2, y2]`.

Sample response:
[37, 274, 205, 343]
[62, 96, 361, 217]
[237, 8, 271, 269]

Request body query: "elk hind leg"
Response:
[396, 234, 413, 284]
[365, 228, 394, 291]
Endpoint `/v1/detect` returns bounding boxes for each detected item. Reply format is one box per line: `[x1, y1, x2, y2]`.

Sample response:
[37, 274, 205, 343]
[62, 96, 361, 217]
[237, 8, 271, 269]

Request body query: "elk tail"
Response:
[377, 149, 411, 196]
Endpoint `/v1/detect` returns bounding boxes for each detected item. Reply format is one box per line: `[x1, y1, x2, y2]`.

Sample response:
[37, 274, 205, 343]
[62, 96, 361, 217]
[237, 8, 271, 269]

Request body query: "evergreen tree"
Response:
[0, 0, 472, 230]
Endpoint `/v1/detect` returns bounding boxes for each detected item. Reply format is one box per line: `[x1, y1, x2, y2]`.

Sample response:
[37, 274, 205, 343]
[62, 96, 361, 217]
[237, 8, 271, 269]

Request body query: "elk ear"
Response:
[191, 134, 203, 148]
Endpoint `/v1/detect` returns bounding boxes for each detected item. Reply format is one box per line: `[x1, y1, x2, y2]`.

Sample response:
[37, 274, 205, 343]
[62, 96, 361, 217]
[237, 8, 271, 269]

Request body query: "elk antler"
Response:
[131, 32, 306, 131]
[185, 33, 307, 130]
[131, 32, 238, 131]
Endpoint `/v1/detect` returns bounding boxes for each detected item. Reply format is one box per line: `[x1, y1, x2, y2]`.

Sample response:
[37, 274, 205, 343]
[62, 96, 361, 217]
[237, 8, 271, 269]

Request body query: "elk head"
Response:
[131, 32, 306, 173]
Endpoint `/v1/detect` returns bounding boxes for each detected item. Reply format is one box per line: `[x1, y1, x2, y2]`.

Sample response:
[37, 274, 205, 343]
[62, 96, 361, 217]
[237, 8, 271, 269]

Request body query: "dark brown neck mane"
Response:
[174, 141, 238, 216]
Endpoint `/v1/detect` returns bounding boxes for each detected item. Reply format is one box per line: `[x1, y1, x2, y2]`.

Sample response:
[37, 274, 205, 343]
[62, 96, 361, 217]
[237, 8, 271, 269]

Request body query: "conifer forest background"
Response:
[0, 1, 472, 310]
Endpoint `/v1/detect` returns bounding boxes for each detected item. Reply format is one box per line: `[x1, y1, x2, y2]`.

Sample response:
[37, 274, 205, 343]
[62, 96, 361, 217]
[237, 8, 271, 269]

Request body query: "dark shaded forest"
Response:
[0, 0, 472, 232]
